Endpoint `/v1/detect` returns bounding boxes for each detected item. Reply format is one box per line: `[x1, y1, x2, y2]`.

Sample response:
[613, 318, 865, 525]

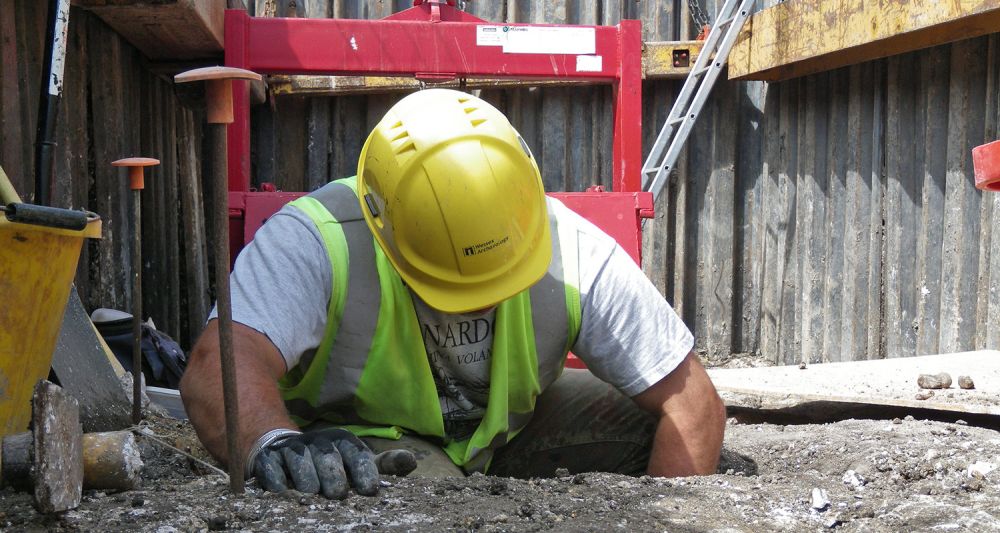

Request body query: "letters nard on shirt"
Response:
[416, 302, 497, 440]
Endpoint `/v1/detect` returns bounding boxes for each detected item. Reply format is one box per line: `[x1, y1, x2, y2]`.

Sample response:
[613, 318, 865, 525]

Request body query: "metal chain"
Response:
[688, 0, 711, 28]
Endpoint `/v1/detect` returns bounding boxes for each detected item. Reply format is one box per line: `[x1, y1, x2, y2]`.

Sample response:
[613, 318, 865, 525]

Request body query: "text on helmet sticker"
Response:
[462, 236, 510, 256]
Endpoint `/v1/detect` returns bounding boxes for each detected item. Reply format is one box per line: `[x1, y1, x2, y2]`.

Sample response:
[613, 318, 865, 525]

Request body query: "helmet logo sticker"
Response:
[462, 236, 510, 256]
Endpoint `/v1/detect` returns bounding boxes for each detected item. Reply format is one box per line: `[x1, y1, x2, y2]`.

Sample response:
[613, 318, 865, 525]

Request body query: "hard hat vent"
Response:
[470, 118, 487, 127]
[394, 141, 416, 156]
[389, 125, 415, 156]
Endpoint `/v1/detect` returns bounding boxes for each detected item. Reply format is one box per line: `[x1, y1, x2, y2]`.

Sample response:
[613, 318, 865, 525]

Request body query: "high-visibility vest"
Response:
[279, 177, 581, 472]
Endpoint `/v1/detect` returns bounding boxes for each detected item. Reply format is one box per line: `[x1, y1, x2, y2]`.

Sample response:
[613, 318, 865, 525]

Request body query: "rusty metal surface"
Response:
[208, 123, 244, 493]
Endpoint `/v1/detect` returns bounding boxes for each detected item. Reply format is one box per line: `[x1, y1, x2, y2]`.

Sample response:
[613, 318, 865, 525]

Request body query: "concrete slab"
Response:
[707, 351, 1000, 417]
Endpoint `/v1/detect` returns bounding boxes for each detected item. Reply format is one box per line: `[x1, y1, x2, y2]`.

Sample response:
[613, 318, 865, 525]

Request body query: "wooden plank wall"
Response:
[0, 4, 210, 349]
[249, 0, 1000, 365]
[6, 0, 997, 363]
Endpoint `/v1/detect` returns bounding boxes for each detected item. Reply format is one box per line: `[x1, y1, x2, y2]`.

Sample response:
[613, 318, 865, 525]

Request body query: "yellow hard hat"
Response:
[357, 89, 551, 314]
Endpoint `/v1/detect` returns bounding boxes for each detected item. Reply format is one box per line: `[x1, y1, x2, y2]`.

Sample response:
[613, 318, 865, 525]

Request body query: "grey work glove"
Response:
[253, 428, 417, 499]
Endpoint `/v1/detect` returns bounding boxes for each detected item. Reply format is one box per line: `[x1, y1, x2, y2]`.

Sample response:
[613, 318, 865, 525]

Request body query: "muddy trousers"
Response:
[363, 369, 657, 479]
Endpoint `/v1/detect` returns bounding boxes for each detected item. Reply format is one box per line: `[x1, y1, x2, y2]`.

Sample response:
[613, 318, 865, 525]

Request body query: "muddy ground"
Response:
[2, 413, 998, 532]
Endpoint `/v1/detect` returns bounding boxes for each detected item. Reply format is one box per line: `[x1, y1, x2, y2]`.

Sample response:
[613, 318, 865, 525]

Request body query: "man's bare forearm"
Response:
[646, 395, 725, 476]
[634, 351, 727, 477]
[179, 320, 298, 467]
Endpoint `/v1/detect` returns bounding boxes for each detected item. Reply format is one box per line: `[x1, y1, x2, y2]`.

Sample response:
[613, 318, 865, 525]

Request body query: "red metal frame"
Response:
[224, 4, 651, 266]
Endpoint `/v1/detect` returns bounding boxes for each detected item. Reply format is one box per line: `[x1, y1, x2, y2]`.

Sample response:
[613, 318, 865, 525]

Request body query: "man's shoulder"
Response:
[545, 196, 619, 249]
[249, 204, 327, 253]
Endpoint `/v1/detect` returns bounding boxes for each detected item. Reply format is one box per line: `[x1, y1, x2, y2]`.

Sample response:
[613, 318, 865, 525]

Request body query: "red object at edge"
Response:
[974, 140, 1000, 192]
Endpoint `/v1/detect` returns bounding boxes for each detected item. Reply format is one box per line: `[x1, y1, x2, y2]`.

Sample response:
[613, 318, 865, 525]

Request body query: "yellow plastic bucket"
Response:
[0, 213, 101, 438]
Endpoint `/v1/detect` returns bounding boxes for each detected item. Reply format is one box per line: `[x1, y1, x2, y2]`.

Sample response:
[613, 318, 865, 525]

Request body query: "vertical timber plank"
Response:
[179, 108, 210, 346]
[867, 59, 887, 361]
[939, 38, 987, 353]
[821, 68, 848, 361]
[758, 81, 785, 364]
[778, 79, 801, 366]
[0, 1, 29, 194]
[797, 74, 828, 365]
[734, 80, 767, 356]
[275, 97, 308, 191]
[708, 80, 738, 360]
[915, 48, 949, 357]
[884, 53, 920, 359]
[139, 67, 161, 329]
[331, 95, 366, 179]
[686, 82, 712, 358]
[62, 9, 93, 301]
[163, 82, 182, 338]
[841, 62, 877, 361]
[88, 15, 130, 310]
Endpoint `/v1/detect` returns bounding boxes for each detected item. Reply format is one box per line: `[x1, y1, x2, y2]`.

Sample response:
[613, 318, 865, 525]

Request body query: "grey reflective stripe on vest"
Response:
[529, 214, 568, 391]
[285, 182, 381, 421]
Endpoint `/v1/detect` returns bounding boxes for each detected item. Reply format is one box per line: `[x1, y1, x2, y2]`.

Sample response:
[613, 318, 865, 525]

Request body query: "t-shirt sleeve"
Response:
[208, 206, 331, 370]
[562, 205, 694, 397]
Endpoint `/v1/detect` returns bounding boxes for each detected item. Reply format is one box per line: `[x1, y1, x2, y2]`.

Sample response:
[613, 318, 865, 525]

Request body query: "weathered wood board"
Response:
[74, 0, 223, 60]
[708, 351, 1000, 417]
[730, 0, 1000, 81]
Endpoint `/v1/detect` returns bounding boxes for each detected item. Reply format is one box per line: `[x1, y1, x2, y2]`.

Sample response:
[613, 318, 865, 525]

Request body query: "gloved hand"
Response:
[253, 428, 417, 499]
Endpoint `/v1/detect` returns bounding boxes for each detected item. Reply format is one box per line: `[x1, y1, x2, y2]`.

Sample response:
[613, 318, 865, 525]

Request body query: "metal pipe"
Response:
[34, 0, 70, 206]
[209, 123, 243, 492]
[111, 158, 159, 425]
[131, 187, 142, 424]
[174, 67, 262, 494]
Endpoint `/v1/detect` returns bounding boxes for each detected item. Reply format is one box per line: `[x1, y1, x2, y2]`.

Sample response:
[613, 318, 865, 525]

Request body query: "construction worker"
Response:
[180, 89, 726, 499]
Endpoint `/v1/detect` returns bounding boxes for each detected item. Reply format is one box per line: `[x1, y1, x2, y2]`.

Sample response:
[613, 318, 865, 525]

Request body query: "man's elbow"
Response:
[179, 331, 220, 407]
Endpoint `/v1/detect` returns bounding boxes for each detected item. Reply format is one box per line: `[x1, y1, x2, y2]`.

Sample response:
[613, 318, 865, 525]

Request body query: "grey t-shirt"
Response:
[213, 197, 694, 439]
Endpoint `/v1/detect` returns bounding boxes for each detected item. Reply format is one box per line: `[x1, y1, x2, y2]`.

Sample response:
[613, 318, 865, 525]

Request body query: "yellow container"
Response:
[0, 213, 101, 438]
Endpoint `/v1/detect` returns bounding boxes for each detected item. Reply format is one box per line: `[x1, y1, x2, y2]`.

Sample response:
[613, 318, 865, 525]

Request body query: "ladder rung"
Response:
[717, 14, 737, 26]
[642, 0, 755, 203]
[694, 64, 713, 76]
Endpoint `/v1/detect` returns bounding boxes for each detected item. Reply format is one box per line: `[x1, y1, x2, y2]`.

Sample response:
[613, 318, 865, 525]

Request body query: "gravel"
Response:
[1, 416, 998, 531]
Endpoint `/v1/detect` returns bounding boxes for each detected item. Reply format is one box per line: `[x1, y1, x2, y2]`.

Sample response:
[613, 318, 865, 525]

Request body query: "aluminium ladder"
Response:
[641, 0, 757, 203]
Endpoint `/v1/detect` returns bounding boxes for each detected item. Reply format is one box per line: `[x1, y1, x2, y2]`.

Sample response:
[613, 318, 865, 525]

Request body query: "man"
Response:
[180, 89, 725, 499]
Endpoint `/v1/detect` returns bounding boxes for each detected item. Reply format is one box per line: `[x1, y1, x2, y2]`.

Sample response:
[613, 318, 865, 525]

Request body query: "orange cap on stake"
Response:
[111, 158, 159, 190]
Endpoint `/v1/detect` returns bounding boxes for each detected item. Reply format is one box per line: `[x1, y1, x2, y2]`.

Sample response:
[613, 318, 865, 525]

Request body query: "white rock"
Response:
[842, 470, 865, 489]
[811, 488, 830, 511]
[968, 461, 996, 478]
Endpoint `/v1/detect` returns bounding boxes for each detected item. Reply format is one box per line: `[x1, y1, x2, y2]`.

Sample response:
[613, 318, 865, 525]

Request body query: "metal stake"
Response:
[175, 66, 261, 494]
[111, 157, 160, 424]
